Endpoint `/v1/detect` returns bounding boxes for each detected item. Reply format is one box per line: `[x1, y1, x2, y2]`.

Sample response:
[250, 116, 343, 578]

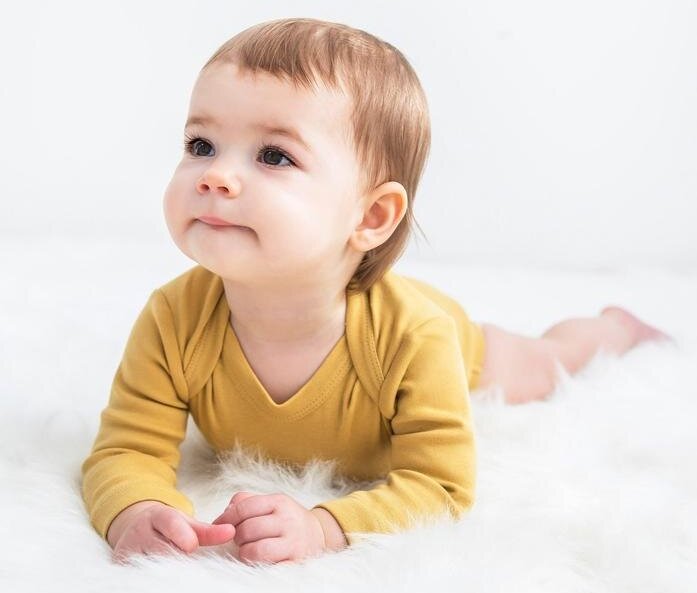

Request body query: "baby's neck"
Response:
[222, 278, 348, 347]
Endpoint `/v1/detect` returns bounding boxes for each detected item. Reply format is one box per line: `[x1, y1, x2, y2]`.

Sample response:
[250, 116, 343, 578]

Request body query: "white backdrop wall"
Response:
[2, 0, 695, 270]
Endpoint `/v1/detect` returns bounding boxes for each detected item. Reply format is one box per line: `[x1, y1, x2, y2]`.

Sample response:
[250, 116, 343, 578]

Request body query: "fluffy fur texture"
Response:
[2, 238, 696, 592]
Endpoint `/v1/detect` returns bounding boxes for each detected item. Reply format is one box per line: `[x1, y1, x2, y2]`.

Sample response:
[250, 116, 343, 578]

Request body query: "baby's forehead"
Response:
[192, 63, 354, 150]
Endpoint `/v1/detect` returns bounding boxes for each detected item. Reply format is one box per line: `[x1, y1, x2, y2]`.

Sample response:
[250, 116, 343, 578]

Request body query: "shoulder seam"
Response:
[153, 287, 191, 400]
[364, 293, 385, 386]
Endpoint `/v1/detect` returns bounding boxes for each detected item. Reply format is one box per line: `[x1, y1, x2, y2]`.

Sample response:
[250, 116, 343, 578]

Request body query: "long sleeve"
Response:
[312, 315, 477, 545]
[81, 289, 194, 541]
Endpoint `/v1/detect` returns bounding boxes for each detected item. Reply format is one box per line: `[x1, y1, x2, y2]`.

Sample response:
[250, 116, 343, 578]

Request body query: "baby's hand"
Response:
[107, 500, 236, 564]
[212, 492, 326, 565]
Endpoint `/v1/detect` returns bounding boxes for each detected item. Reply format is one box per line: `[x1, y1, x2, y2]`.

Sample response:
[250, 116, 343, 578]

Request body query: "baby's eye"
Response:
[184, 137, 213, 157]
[258, 146, 295, 168]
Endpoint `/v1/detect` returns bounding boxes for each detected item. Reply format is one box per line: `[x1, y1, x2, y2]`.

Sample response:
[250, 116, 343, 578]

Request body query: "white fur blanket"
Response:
[2, 238, 696, 592]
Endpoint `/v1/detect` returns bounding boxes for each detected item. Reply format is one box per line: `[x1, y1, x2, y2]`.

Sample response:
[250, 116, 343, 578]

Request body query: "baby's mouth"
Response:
[198, 215, 235, 226]
[197, 216, 250, 230]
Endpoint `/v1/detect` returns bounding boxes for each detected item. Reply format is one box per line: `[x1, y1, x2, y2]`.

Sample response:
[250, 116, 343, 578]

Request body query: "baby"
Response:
[81, 17, 668, 566]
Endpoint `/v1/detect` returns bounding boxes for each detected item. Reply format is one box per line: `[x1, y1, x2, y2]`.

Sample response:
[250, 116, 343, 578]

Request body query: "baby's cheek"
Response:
[162, 191, 189, 242]
[163, 184, 185, 220]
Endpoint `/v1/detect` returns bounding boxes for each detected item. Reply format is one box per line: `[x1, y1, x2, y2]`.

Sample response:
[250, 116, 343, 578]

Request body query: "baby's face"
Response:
[163, 61, 366, 286]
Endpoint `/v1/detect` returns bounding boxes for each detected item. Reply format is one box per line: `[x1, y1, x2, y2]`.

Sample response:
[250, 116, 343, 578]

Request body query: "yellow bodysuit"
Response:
[81, 265, 485, 545]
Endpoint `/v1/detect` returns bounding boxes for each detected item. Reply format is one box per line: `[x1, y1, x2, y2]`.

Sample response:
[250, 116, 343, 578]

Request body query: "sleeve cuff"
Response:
[87, 482, 194, 541]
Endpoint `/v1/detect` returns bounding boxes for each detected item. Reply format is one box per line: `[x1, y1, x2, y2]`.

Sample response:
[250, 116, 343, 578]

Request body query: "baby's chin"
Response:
[171, 226, 246, 270]
[184, 248, 241, 278]
[196, 256, 308, 289]
[183, 246, 268, 284]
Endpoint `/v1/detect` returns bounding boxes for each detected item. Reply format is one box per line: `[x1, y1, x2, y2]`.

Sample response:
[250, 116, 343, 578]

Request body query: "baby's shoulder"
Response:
[157, 264, 223, 314]
[363, 270, 466, 376]
[152, 266, 227, 384]
[155, 265, 226, 356]
[361, 271, 468, 407]
[370, 269, 464, 332]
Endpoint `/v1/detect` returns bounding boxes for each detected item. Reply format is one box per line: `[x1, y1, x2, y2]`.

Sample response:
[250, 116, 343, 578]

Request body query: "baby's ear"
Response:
[350, 181, 408, 252]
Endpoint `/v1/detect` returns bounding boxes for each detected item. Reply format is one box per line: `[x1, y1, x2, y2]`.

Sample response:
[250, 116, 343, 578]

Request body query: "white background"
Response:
[2, 0, 695, 271]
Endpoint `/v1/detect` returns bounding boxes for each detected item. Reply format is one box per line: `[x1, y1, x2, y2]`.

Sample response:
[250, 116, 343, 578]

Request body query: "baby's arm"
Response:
[477, 306, 669, 404]
[81, 289, 211, 555]
[312, 315, 476, 542]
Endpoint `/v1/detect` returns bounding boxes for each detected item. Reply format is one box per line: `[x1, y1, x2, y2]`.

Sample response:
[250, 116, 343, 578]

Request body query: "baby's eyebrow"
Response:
[185, 114, 312, 153]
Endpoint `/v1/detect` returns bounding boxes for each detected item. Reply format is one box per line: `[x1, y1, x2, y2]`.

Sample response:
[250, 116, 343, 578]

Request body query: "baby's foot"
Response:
[600, 305, 673, 347]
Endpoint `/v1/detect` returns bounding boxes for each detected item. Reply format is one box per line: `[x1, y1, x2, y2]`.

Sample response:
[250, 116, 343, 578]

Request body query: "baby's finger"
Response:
[233, 514, 282, 546]
[213, 493, 275, 526]
[151, 511, 199, 554]
[227, 491, 257, 507]
[191, 521, 236, 547]
[238, 536, 288, 565]
[211, 509, 233, 525]
[213, 492, 256, 524]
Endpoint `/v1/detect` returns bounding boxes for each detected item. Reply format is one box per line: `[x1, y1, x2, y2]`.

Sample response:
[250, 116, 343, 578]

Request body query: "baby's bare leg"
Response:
[477, 307, 668, 405]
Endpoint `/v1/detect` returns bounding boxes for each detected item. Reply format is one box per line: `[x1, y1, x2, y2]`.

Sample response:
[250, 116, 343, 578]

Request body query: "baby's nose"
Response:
[196, 169, 241, 197]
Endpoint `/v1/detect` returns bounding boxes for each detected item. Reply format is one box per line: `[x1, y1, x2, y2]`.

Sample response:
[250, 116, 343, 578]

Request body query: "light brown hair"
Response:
[201, 17, 430, 292]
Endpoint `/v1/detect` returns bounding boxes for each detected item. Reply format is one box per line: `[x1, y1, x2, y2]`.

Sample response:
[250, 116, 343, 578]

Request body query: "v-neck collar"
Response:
[221, 290, 357, 419]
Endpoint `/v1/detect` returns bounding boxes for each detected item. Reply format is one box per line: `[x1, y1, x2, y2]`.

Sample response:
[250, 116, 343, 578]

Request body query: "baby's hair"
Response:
[201, 17, 430, 293]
